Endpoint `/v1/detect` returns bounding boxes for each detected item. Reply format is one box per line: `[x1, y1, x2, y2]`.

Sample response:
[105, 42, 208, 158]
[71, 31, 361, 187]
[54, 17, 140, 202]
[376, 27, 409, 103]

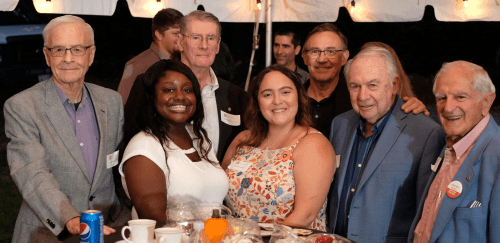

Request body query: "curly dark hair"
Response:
[120, 59, 214, 165]
[238, 64, 312, 149]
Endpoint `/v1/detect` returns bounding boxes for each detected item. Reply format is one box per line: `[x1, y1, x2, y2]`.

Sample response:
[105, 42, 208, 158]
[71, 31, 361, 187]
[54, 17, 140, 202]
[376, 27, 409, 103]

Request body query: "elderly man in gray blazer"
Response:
[4, 15, 130, 242]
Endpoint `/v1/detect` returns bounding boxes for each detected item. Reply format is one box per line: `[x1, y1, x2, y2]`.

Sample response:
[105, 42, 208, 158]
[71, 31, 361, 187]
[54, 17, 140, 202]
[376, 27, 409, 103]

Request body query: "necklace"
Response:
[263, 125, 295, 154]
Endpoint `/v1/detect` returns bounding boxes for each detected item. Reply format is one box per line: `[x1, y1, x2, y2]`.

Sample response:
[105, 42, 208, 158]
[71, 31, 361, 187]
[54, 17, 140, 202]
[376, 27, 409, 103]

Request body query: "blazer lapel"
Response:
[215, 87, 225, 150]
[329, 113, 359, 229]
[429, 117, 497, 243]
[357, 97, 407, 189]
[86, 84, 108, 190]
[428, 163, 475, 243]
[336, 115, 360, 200]
[44, 79, 91, 182]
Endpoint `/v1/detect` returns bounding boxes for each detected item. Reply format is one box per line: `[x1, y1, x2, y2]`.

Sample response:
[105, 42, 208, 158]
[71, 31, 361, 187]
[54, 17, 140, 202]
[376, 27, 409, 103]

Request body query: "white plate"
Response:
[258, 223, 274, 231]
[292, 228, 313, 235]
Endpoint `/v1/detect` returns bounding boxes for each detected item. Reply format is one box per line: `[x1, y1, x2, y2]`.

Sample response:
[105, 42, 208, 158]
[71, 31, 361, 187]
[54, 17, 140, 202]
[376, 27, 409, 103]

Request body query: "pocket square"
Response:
[469, 200, 481, 208]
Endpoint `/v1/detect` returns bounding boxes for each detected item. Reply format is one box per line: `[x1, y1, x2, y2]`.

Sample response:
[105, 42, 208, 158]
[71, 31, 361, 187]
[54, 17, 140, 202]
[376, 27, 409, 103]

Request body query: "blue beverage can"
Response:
[80, 210, 104, 243]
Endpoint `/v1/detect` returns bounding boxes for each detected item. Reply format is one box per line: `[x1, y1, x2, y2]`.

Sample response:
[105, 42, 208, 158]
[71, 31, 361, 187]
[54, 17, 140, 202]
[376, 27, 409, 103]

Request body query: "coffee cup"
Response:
[154, 227, 184, 243]
[121, 219, 156, 243]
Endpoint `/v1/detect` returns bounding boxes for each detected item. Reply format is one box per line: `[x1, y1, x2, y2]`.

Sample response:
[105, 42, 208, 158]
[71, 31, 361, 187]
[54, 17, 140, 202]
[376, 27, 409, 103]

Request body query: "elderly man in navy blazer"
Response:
[328, 44, 446, 243]
[4, 15, 129, 242]
[408, 61, 499, 243]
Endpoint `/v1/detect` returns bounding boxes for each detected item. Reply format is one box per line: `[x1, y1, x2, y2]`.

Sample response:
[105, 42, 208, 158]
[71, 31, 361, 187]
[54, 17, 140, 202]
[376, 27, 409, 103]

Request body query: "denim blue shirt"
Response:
[335, 98, 397, 237]
[56, 85, 99, 182]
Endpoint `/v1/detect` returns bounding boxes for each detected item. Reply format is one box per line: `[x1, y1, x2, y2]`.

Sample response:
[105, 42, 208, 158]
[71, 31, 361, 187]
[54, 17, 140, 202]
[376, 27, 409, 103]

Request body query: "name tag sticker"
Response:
[221, 111, 241, 126]
[336, 155, 341, 168]
[431, 157, 442, 172]
[227, 161, 252, 172]
[106, 150, 119, 169]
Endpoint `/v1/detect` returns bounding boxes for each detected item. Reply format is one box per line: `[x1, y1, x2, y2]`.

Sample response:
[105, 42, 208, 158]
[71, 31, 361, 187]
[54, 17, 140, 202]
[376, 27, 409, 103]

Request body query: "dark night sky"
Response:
[1, 0, 500, 107]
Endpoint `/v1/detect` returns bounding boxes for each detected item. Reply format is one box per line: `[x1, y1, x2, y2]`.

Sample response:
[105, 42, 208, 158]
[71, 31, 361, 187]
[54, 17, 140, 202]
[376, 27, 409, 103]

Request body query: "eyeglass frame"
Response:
[305, 48, 345, 58]
[44, 45, 94, 57]
[181, 34, 221, 46]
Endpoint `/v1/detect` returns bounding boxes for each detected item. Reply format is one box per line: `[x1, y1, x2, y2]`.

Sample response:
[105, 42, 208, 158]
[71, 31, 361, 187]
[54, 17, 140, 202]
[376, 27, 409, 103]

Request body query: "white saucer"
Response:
[258, 223, 274, 231]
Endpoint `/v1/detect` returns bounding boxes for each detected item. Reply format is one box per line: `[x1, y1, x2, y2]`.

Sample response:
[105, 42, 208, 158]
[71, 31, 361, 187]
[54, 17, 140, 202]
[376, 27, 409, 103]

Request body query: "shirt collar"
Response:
[151, 42, 170, 60]
[206, 68, 220, 89]
[304, 79, 337, 103]
[357, 96, 397, 137]
[55, 84, 88, 108]
[450, 114, 490, 159]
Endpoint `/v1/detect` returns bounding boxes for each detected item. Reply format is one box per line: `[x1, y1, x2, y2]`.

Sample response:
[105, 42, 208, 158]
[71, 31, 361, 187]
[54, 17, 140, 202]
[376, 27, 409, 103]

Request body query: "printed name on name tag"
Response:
[106, 150, 119, 169]
[227, 161, 252, 172]
[221, 110, 241, 126]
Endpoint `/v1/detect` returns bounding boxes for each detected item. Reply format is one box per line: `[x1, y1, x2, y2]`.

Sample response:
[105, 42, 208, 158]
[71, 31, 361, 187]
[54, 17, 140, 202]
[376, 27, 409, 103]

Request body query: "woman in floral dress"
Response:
[221, 65, 336, 231]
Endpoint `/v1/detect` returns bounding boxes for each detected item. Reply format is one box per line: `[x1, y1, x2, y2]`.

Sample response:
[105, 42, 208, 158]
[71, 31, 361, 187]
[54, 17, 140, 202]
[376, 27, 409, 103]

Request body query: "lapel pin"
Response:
[466, 176, 471, 181]
[446, 180, 463, 199]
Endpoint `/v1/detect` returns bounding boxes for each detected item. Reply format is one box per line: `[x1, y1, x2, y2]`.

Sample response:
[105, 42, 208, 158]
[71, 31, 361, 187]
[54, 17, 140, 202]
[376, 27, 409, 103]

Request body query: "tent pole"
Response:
[244, 4, 262, 92]
[265, 0, 272, 67]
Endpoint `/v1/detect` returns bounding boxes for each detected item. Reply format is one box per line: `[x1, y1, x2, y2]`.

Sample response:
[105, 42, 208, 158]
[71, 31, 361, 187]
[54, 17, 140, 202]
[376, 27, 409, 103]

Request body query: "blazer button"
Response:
[46, 219, 55, 229]
[89, 196, 95, 201]
[466, 176, 471, 181]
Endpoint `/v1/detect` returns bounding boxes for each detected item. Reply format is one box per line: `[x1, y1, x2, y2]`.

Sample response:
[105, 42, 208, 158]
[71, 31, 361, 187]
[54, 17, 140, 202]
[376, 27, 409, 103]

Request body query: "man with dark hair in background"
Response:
[273, 27, 309, 83]
[118, 8, 183, 104]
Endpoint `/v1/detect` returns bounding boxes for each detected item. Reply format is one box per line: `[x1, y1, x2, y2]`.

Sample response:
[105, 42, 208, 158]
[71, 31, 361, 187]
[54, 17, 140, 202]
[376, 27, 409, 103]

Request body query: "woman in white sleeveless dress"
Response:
[118, 60, 228, 223]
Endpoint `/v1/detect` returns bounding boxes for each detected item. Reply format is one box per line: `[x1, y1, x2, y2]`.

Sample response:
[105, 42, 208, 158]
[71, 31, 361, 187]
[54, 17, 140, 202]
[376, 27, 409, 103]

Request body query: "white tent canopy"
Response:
[2, 0, 500, 22]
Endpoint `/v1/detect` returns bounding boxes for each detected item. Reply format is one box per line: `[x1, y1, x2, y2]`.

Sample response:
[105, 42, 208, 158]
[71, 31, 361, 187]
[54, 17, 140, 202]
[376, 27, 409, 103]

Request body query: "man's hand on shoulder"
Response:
[401, 96, 430, 116]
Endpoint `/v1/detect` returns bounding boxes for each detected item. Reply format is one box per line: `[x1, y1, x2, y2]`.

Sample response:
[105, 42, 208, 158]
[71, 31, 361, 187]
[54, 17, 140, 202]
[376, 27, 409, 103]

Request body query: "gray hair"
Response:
[43, 15, 94, 46]
[344, 45, 398, 87]
[433, 61, 496, 95]
[179, 10, 222, 37]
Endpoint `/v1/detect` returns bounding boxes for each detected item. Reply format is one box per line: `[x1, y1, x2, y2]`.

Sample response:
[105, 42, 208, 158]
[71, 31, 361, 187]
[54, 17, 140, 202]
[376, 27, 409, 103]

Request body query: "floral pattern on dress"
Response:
[225, 143, 327, 231]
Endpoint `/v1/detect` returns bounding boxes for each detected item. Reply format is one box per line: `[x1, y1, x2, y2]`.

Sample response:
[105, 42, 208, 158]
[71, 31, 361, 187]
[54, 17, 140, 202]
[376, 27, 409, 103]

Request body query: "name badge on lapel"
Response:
[227, 161, 252, 172]
[106, 150, 119, 169]
[221, 110, 241, 126]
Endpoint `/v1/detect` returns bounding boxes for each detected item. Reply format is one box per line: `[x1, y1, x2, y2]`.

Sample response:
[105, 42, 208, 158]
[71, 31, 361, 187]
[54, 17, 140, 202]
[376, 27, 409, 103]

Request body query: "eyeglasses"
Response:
[45, 45, 93, 57]
[182, 34, 220, 46]
[305, 48, 345, 58]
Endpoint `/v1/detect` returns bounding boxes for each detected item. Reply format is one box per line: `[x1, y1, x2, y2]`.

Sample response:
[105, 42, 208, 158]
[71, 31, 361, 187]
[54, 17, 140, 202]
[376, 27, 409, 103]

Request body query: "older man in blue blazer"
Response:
[328, 44, 446, 243]
[408, 61, 499, 243]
